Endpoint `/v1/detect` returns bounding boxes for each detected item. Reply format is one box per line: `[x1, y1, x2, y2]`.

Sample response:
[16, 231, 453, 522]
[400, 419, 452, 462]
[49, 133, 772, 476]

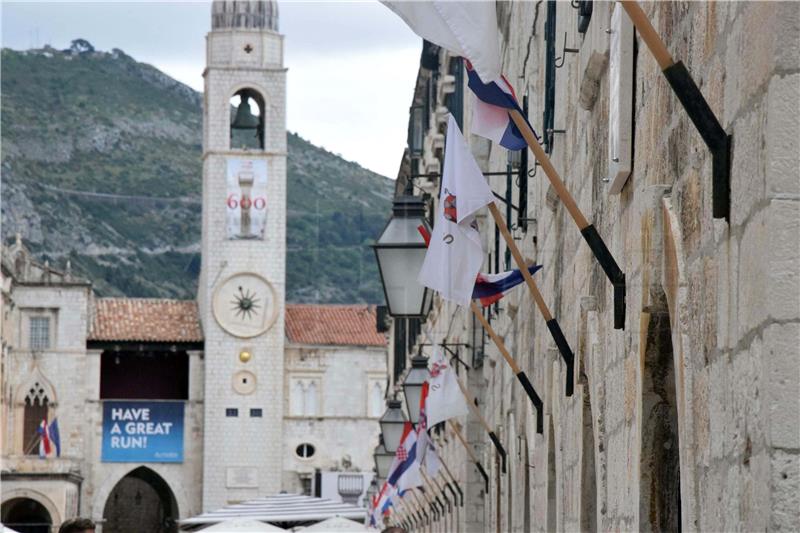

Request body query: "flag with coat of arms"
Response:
[426, 348, 470, 428]
[417, 115, 496, 305]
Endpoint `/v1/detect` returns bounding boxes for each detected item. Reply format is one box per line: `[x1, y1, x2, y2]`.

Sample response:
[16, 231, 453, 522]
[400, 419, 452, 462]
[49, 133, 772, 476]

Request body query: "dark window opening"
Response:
[23, 388, 48, 456]
[100, 350, 188, 400]
[578, 1, 593, 34]
[641, 309, 682, 532]
[226, 408, 239, 418]
[543, 0, 557, 154]
[445, 57, 464, 129]
[296, 443, 315, 458]
[250, 408, 263, 418]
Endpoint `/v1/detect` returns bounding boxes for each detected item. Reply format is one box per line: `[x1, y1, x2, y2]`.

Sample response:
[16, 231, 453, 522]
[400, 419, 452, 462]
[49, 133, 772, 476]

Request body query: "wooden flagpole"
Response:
[421, 470, 446, 533]
[438, 454, 464, 506]
[411, 489, 431, 526]
[449, 421, 489, 492]
[504, 110, 627, 330]
[619, 1, 731, 221]
[454, 375, 507, 472]
[487, 203, 575, 396]
[470, 301, 544, 433]
[421, 469, 448, 530]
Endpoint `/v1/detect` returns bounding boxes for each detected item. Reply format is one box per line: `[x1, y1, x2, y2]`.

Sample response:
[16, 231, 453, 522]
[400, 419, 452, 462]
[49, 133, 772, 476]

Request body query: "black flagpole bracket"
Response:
[662, 60, 731, 221]
[475, 461, 490, 492]
[488, 431, 508, 473]
[580, 224, 626, 329]
[546, 319, 575, 396]
[516, 371, 544, 434]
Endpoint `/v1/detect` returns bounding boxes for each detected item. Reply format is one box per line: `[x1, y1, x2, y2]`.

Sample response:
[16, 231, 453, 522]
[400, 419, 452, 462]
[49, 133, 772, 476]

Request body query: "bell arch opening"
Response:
[1, 497, 53, 533]
[102, 466, 179, 533]
[640, 306, 682, 532]
[230, 88, 265, 150]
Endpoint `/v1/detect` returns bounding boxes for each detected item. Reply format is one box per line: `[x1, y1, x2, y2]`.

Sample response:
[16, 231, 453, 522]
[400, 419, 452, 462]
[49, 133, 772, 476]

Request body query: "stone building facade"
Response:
[1, 1, 387, 531]
[386, 2, 799, 532]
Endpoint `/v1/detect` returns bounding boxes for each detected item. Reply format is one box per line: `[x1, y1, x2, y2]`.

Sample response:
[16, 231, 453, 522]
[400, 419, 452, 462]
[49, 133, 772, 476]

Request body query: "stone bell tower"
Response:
[199, 0, 286, 510]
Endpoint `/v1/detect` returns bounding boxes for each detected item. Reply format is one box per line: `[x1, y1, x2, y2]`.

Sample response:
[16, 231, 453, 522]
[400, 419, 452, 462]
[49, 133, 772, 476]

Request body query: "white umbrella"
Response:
[202, 518, 286, 532]
[297, 516, 369, 532]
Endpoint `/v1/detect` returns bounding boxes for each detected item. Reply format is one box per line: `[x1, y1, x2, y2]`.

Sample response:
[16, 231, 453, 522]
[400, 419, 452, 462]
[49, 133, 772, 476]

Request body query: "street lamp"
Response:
[365, 477, 379, 509]
[372, 195, 431, 317]
[379, 398, 407, 452]
[402, 356, 429, 425]
[373, 436, 395, 479]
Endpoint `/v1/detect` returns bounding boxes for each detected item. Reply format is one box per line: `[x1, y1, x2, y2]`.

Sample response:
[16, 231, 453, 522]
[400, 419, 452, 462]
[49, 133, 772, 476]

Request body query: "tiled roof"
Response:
[285, 304, 386, 347]
[89, 298, 203, 343]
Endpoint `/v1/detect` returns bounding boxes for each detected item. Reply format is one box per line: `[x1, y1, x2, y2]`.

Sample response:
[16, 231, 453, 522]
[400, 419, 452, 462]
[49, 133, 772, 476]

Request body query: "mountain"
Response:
[1, 44, 394, 304]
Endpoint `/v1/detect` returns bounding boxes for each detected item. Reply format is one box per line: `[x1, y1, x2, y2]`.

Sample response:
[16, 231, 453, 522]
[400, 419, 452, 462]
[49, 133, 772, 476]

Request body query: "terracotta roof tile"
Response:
[90, 298, 203, 343]
[285, 304, 386, 347]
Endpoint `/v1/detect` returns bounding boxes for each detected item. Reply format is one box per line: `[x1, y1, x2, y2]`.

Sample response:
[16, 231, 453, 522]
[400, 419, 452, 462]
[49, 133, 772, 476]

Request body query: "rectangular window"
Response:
[250, 408, 262, 418]
[29, 316, 51, 350]
[225, 408, 238, 417]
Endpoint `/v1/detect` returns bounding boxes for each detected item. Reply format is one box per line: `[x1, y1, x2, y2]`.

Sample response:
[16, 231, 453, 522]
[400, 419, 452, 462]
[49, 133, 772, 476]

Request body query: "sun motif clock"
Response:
[212, 272, 278, 338]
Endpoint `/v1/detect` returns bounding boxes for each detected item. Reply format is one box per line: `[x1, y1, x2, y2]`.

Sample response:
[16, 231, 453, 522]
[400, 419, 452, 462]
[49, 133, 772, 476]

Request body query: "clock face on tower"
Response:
[212, 272, 278, 338]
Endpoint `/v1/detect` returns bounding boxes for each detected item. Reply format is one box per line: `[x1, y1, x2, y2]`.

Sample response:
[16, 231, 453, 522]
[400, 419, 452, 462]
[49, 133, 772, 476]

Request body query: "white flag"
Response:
[418, 115, 495, 305]
[426, 348, 470, 427]
[380, 0, 501, 83]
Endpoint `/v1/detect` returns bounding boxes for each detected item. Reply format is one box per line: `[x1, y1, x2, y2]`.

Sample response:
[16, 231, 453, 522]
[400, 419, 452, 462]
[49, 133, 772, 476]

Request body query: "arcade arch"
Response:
[102, 467, 179, 533]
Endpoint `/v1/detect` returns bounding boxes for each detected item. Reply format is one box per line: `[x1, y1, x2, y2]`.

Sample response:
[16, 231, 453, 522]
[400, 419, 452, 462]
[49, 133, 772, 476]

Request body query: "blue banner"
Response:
[102, 401, 184, 463]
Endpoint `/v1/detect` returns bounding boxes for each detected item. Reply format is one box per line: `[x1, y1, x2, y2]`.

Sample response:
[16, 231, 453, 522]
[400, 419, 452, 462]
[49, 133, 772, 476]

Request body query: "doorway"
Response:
[102, 467, 179, 533]
[1, 498, 52, 533]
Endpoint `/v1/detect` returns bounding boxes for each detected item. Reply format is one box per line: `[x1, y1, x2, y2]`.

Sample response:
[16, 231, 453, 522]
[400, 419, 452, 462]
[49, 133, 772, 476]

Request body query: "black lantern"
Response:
[379, 398, 407, 453]
[372, 196, 431, 317]
[373, 435, 394, 479]
[365, 477, 379, 509]
[403, 356, 429, 425]
[373, 443, 394, 480]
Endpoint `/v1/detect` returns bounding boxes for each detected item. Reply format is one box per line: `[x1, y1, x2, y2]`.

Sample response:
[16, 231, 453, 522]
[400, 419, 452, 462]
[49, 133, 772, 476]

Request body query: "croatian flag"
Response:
[49, 418, 61, 457]
[37, 419, 52, 458]
[387, 422, 422, 492]
[466, 61, 531, 151]
[381, 0, 535, 151]
[473, 264, 544, 307]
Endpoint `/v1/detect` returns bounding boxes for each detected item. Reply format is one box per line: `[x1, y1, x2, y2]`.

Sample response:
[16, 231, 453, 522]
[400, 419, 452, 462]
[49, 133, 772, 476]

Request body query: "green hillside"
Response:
[0, 44, 393, 303]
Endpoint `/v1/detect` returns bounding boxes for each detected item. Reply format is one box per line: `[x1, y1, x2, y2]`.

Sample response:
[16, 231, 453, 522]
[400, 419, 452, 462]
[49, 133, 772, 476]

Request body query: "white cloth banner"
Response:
[380, 0, 501, 83]
[226, 158, 268, 240]
[418, 115, 495, 305]
[426, 348, 470, 428]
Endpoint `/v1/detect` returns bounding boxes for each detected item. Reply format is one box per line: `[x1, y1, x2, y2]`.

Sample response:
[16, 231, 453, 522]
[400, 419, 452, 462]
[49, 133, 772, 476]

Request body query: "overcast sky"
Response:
[1, 1, 421, 178]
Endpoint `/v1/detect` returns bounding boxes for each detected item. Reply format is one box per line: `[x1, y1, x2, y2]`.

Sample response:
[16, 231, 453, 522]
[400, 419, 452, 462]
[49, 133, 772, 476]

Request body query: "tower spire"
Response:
[211, 0, 279, 31]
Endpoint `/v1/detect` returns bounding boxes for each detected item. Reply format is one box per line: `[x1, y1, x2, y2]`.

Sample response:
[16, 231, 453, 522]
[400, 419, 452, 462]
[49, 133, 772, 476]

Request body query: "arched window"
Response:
[370, 381, 383, 417]
[23, 382, 49, 455]
[291, 380, 305, 416]
[230, 88, 265, 150]
[304, 382, 318, 417]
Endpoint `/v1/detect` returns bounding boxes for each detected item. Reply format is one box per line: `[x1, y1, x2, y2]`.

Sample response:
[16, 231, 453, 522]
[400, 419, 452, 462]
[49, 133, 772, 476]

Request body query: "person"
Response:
[58, 518, 96, 533]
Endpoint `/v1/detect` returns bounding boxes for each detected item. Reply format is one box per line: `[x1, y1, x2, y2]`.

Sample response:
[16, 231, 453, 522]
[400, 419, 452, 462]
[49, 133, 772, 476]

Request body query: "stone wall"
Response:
[400, 2, 800, 531]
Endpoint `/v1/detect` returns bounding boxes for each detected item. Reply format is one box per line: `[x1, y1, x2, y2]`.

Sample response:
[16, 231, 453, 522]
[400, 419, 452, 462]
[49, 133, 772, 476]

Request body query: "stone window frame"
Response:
[365, 374, 385, 419]
[22, 308, 57, 351]
[287, 373, 323, 418]
[14, 371, 57, 455]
